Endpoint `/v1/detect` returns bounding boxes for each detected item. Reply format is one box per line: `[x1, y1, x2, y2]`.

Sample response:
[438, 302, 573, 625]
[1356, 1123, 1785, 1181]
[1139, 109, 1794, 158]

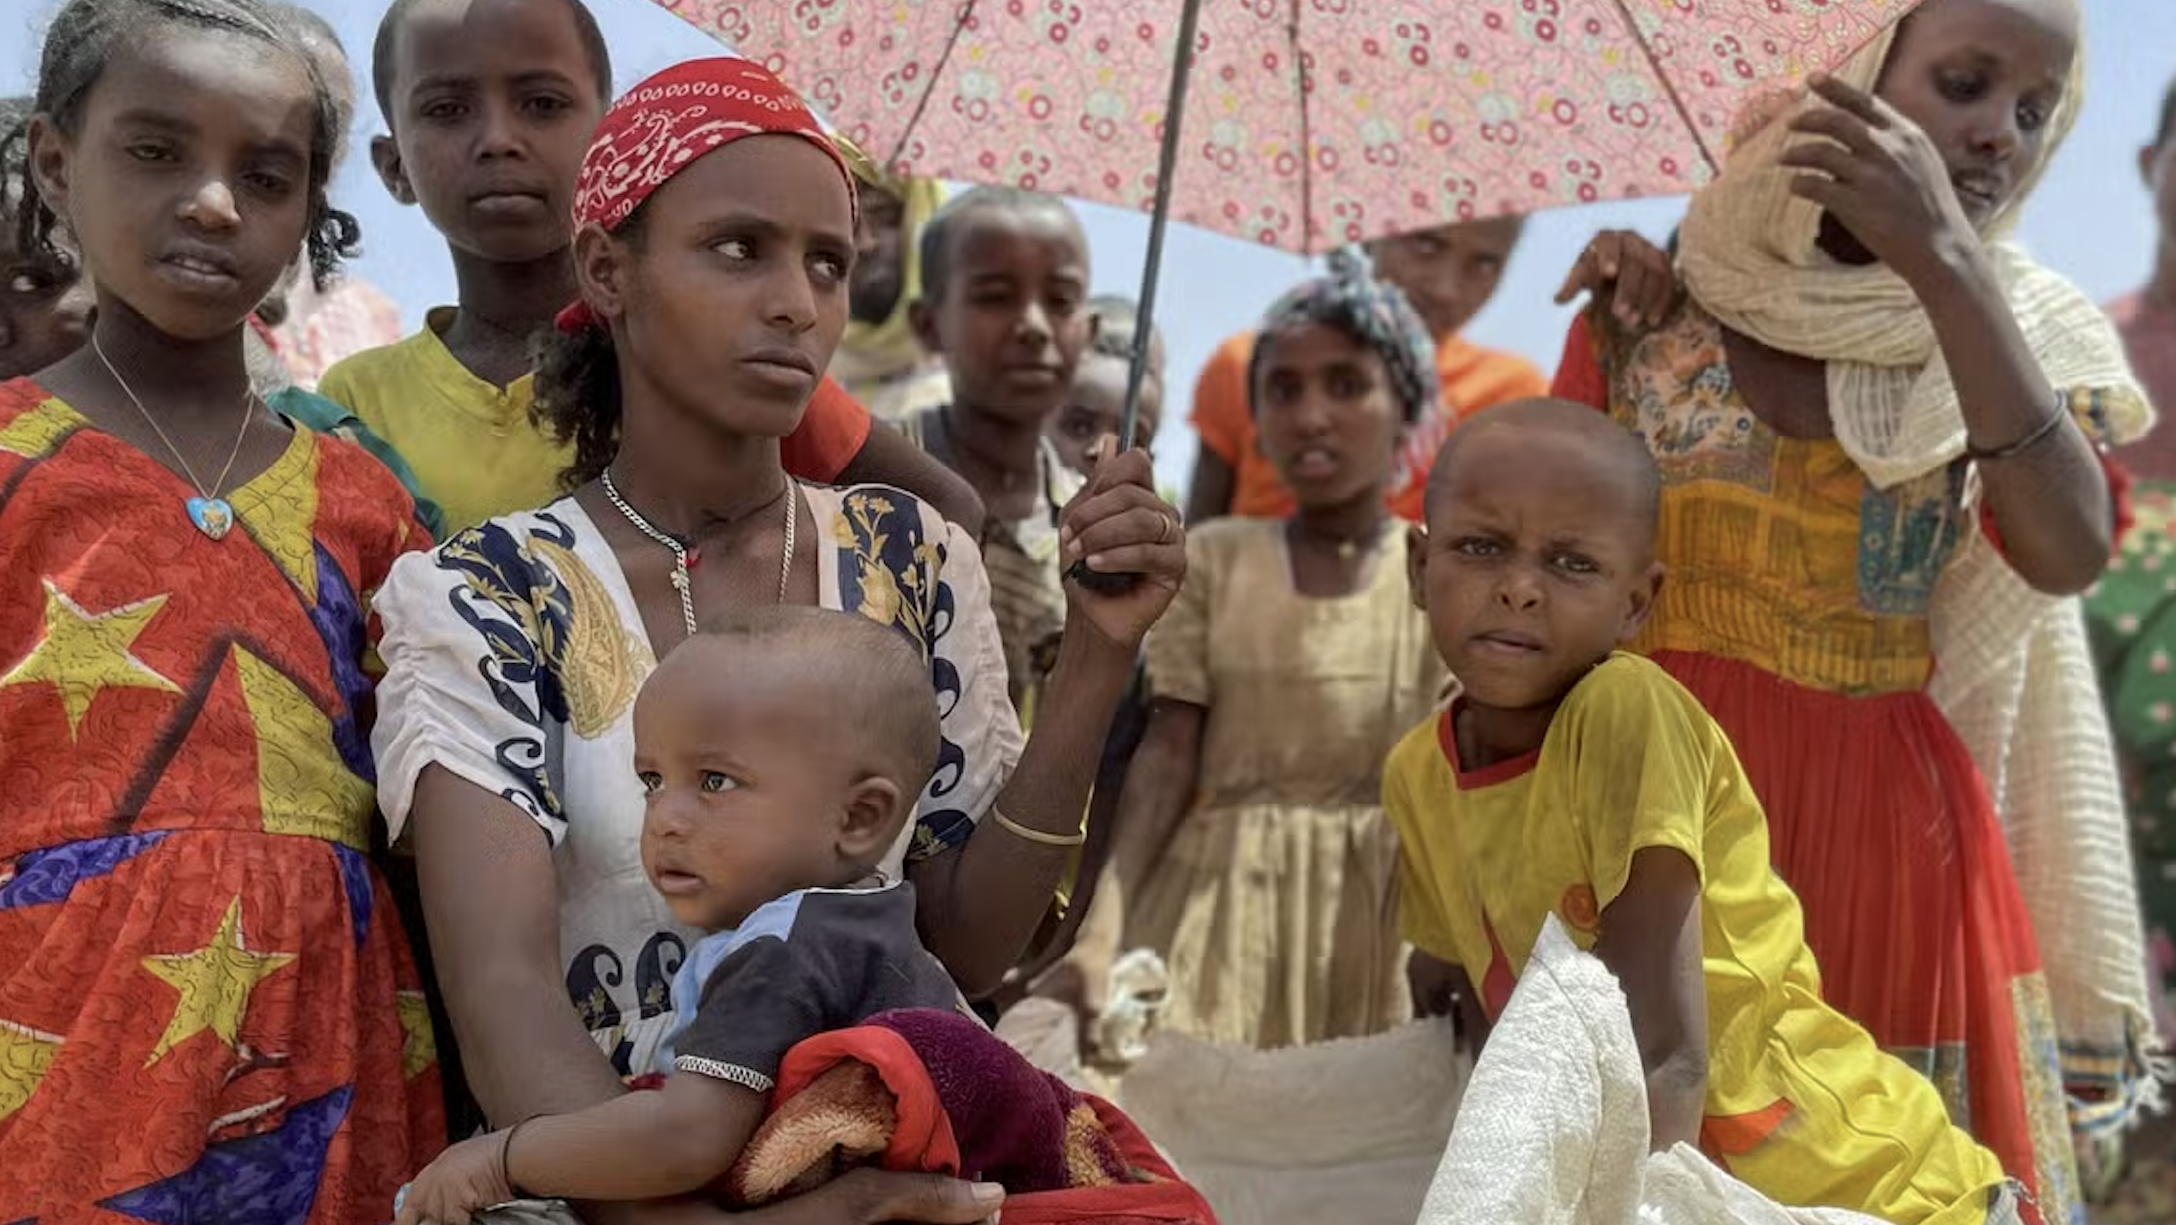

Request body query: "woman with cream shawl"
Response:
[1549, 2, 2159, 1220]
[830, 139, 950, 421]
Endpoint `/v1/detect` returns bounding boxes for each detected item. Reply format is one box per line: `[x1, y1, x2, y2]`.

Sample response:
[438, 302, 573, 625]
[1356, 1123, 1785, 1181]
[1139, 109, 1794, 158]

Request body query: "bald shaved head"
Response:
[1426, 397, 1660, 554]
[1410, 396, 1667, 718]
[682, 605, 940, 801]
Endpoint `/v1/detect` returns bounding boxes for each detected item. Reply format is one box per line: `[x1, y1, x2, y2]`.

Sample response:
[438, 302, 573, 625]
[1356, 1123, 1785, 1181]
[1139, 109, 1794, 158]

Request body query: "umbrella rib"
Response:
[1607, 0, 1719, 175]
[1287, 0, 1315, 252]
[883, 0, 984, 172]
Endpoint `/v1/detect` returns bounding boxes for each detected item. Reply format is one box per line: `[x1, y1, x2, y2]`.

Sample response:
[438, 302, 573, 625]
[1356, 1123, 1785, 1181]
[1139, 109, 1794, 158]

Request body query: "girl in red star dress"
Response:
[0, 0, 443, 1218]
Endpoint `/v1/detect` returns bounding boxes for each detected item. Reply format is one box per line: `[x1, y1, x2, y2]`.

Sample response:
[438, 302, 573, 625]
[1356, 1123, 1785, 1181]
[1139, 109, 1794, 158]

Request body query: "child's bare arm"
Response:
[1407, 952, 1492, 1055]
[1043, 699, 1206, 1023]
[513, 1074, 762, 1200]
[1592, 847, 1709, 1154]
[1553, 230, 1677, 330]
[397, 1075, 764, 1223]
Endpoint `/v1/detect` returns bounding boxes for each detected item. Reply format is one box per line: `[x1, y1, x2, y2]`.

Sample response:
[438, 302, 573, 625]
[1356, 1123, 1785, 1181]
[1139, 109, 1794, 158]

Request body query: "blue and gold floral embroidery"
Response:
[831, 490, 948, 654]
[528, 537, 648, 738]
[829, 489, 976, 862]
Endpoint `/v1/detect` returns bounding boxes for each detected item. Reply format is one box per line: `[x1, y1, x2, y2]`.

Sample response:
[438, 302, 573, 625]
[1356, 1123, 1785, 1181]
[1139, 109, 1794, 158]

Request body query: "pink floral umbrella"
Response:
[655, 0, 1917, 253]
[653, 0, 1919, 457]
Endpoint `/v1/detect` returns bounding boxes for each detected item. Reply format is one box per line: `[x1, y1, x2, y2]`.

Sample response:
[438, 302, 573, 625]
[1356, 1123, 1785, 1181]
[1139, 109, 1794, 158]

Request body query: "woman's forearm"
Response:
[1917, 241, 2111, 593]
[913, 624, 1135, 996]
[451, 954, 631, 1125]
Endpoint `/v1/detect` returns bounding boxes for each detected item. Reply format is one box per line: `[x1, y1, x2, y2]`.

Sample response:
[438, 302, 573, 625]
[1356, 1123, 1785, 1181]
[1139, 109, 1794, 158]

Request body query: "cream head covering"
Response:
[1679, 13, 2147, 488]
[1678, 4, 2164, 1136]
[830, 132, 948, 412]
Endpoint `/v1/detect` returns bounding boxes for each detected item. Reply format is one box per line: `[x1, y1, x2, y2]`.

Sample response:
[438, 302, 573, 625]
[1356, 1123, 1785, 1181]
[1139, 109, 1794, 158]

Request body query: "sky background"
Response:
[5, 0, 2172, 494]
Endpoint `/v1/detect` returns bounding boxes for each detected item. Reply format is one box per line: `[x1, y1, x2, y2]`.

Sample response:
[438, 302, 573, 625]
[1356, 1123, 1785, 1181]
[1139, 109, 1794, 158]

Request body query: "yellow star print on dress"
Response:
[141, 896, 297, 1064]
[1, 579, 177, 740]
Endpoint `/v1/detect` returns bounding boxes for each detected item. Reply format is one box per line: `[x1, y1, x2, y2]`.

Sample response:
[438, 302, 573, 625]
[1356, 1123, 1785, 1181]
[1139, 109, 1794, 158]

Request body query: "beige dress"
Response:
[1127, 518, 1447, 1048]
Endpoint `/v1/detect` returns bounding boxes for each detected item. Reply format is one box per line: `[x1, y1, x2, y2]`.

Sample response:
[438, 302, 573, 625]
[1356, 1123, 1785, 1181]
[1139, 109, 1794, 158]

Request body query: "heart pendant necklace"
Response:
[91, 332, 257, 541]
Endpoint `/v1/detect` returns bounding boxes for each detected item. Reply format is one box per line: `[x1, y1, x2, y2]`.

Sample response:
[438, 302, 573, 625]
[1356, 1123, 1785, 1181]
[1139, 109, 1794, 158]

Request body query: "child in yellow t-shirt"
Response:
[1386, 397, 2014, 1225]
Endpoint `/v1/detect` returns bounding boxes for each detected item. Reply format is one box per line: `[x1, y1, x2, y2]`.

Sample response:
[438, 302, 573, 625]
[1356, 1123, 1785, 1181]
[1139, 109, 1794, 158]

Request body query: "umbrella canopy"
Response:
[662, 0, 1919, 254]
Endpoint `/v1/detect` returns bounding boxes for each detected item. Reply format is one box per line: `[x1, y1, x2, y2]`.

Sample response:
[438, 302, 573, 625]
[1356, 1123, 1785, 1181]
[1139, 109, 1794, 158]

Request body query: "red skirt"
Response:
[1653, 651, 2078, 1225]
[0, 831, 445, 1222]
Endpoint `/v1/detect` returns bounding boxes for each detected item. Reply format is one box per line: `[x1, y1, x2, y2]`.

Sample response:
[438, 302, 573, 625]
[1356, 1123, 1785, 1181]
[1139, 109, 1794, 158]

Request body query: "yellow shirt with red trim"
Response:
[320, 307, 869, 536]
[1382, 654, 2006, 1225]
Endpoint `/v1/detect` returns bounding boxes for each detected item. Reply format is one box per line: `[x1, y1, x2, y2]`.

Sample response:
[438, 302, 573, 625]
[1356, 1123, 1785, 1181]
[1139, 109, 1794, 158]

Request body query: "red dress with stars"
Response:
[0, 378, 444, 1222]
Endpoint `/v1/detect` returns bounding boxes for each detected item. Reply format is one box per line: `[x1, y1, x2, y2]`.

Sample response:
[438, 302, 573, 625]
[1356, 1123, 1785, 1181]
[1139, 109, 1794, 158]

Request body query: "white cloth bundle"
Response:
[1115, 1019, 1468, 1225]
[1415, 918, 2016, 1225]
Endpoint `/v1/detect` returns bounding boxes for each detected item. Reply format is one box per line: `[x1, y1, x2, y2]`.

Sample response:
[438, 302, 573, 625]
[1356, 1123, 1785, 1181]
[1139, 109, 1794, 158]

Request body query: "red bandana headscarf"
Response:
[554, 57, 858, 335]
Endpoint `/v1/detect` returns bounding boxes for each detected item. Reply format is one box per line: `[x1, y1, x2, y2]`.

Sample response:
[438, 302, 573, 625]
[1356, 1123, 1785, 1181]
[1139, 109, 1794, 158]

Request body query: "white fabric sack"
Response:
[1116, 1019, 1468, 1225]
[1417, 917, 1930, 1225]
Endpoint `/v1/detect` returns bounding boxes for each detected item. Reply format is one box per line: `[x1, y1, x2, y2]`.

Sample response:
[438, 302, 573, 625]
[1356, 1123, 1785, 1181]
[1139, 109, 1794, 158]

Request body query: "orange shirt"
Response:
[1188, 328, 1549, 521]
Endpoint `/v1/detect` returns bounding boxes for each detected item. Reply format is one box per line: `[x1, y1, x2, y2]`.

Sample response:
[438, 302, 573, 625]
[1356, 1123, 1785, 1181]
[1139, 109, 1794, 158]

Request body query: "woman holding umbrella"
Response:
[372, 55, 1185, 1224]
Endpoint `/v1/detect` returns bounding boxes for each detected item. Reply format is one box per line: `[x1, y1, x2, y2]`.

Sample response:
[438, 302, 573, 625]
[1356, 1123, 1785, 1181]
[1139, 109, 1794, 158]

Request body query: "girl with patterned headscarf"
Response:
[1550, 2, 2157, 1220]
[1061, 246, 1449, 1059]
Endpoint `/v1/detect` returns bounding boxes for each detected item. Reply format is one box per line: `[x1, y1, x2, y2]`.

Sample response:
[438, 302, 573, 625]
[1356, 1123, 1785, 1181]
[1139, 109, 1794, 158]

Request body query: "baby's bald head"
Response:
[671, 606, 939, 806]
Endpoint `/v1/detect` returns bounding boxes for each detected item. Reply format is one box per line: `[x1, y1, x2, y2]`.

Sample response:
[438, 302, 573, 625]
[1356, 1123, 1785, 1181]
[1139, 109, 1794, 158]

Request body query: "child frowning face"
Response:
[1413, 412, 1661, 717]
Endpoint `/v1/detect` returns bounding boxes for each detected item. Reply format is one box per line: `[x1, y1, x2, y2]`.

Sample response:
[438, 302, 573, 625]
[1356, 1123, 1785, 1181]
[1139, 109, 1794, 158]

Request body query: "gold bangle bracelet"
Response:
[990, 806, 1087, 848]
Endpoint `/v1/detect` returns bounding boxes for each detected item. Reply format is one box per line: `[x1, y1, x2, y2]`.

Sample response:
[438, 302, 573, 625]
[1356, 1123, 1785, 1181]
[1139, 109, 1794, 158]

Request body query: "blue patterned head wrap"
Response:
[1248, 246, 1439, 425]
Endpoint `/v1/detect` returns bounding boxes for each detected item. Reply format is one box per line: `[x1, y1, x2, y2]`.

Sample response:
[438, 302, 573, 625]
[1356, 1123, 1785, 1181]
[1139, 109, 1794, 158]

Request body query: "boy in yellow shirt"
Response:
[323, 0, 976, 536]
[1386, 398, 2016, 1225]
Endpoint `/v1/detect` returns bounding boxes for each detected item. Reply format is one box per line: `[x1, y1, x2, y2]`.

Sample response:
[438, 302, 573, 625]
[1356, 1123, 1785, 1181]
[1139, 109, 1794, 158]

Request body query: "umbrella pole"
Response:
[1070, 0, 1201, 593]
[1117, 0, 1205, 455]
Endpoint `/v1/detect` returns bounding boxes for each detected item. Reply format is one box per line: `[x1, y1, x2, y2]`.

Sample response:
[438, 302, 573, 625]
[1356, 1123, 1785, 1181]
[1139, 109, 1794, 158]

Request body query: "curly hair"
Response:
[17, 0, 361, 291]
[529, 209, 649, 490]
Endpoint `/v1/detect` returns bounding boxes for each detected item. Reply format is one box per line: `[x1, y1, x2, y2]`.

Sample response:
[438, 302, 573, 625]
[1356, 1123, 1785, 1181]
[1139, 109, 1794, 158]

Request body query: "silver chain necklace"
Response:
[600, 469, 797, 639]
